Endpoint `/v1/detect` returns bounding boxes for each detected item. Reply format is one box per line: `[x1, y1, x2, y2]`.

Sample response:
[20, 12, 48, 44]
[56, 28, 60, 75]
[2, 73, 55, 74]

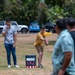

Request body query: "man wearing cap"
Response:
[67, 18, 75, 75]
[34, 27, 48, 68]
[2, 19, 19, 68]
[51, 19, 75, 75]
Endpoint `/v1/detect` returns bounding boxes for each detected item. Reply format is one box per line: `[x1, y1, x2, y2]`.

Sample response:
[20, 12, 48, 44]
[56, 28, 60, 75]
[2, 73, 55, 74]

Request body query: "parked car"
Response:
[0, 21, 28, 33]
[44, 22, 55, 33]
[29, 22, 40, 32]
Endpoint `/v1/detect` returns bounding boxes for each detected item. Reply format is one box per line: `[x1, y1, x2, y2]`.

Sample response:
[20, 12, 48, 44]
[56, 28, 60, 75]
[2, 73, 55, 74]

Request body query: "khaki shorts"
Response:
[35, 46, 44, 53]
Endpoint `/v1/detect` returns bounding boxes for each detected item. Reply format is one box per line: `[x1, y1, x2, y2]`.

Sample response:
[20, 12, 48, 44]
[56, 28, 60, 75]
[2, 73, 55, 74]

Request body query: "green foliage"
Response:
[45, 0, 65, 8]
[0, 0, 75, 25]
[0, 0, 39, 25]
[65, 0, 75, 18]
[0, 1, 4, 12]
[38, 2, 47, 25]
[45, 6, 69, 23]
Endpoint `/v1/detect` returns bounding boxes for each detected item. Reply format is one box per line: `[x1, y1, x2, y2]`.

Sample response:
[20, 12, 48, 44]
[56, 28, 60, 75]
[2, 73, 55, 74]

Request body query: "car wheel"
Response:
[49, 28, 54, 33]
[21, 28, 28, 33]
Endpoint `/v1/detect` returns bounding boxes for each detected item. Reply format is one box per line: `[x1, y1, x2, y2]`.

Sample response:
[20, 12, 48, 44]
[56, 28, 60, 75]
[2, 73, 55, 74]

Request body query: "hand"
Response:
[13, 43, 16, 48]
[5, 26, 10, 32]
[45, 39, 48, 46]
[46, 43, 48, 46]
[58, 69, 65, 75]
[6, 26, 10, 29]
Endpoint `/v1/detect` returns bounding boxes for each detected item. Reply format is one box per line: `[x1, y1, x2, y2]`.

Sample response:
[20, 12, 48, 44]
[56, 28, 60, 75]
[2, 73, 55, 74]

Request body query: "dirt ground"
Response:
[0, 33, 58, 75]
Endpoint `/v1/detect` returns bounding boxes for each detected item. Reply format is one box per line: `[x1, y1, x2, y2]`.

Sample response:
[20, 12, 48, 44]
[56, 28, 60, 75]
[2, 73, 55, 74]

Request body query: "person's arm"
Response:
[40, 36, 45, 41]
[13, 28, 17, 47]
[13, 33, 17, 47]
[39, 34, 45, 41]
[58, 36, 73, 75]
[2, 30, 7, 37]
[39, 35, 48, 45]
[2, 26, 9, 37]
[58, 52, 72, 75]
[39, 34, 48, 46]
[62, 52, 72, 70]
[45, 38, 48, 46]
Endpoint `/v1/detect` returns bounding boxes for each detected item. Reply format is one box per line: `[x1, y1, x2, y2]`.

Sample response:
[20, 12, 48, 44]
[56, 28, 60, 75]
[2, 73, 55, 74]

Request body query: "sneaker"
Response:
[8, 65, 11, 68]
[50, 72, 55, 75]
[14, 65, 19, 68]
[50, 73, 54, 75]
[38, 64, 43, 68]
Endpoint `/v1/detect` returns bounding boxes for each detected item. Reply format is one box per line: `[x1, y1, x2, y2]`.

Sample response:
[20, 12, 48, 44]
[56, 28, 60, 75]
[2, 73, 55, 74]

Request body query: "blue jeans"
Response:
[4, 43, 17, 65]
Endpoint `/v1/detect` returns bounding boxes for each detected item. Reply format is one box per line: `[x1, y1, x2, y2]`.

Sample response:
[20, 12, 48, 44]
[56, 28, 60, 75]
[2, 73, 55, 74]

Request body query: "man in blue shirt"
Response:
[51, 19, 75, 75]
[2, 19, 19, 68]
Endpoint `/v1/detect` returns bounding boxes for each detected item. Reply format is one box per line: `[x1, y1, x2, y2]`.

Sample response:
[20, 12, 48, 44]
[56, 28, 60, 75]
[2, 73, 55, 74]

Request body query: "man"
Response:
[34, 27, 48, 68]
[67, 18, 75, 74]
[2, 19, 19, 68]
[67, 18, 75, 44]
[51, 19, 75, 75]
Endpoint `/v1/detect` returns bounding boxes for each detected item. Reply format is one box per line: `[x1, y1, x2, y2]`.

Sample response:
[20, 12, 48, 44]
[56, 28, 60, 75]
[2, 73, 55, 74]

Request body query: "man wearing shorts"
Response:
[34, 27, 48, 68]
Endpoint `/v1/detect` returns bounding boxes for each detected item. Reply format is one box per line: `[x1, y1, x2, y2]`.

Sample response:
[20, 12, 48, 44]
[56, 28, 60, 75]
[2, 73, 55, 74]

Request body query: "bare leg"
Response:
[35, 46, 43, 67]
[38, 52, 43, 66]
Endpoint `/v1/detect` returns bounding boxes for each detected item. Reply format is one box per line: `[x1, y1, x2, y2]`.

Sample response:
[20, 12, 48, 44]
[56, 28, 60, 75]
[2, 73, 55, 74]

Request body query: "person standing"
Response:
[2, 19, 19, 68]
[67, 18, 75, 45]
[51, 19, 75, 75]
[34, 27, 48, 68]
[67, 17, 75, 71]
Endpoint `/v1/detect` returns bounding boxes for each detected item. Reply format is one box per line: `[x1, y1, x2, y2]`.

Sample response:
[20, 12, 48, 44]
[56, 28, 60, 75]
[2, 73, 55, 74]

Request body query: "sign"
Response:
[25, 55, 36, 68]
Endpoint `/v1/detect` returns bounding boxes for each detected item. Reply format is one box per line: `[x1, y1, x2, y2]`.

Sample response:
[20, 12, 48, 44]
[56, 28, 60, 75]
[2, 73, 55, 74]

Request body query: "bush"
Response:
[45, 6, 69, 23]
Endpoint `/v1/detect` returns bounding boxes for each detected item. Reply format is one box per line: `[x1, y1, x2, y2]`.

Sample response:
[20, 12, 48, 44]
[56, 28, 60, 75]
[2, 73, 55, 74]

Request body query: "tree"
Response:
[64, 0, 75, 17]
[0, 1, 4, 12]
[38, 2, 47, 25]
[0, 0, 75, 25]
[45, 0, 65, 8]
[45, 6, 68, 23]
[0, 0, 39, 25]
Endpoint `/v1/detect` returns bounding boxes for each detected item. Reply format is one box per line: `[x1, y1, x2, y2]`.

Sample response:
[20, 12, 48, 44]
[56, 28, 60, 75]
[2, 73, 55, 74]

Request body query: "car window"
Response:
[32, 23, 38, 26]
[11, 22, 17, 26]
[0, 21, 4, 26]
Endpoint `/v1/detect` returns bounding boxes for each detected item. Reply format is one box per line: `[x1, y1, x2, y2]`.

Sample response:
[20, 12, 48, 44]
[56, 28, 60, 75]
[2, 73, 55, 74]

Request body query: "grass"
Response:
[48, 41, 56, 45]
[0, 33, 57, 75]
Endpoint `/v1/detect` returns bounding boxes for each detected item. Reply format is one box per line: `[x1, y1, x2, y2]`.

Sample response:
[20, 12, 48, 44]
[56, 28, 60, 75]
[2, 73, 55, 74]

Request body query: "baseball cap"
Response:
[67, 18, 75, 26]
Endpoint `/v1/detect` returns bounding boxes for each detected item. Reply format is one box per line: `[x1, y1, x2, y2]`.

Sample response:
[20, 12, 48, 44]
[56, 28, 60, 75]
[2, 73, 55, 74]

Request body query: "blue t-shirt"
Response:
[52, 30, 75, 75]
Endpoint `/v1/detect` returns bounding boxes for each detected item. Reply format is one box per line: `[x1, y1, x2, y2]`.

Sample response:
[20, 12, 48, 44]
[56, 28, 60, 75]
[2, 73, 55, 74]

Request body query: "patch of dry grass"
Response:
[0, 33, 57, 75]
